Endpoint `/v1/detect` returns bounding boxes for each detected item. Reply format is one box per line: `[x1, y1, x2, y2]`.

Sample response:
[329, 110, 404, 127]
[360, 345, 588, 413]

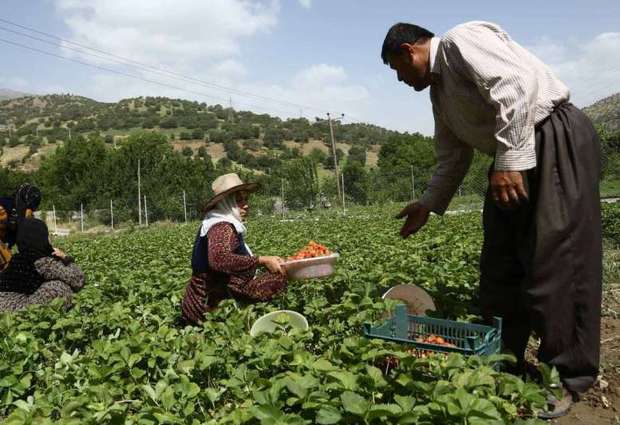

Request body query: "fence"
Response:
[33, 145, 618, 236]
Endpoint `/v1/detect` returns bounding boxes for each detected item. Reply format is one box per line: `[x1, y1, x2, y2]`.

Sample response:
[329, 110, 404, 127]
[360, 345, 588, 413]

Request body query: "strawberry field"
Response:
[4, 204, 615, 424]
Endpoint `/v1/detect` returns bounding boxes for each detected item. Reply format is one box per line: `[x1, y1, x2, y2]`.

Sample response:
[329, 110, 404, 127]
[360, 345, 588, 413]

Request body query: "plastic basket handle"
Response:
[483, 317, 503, 345]
[393, 304, 409, 339]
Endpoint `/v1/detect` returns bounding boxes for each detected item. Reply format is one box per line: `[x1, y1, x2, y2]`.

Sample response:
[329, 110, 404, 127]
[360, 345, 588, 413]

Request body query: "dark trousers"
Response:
[480, 103, 602, 393]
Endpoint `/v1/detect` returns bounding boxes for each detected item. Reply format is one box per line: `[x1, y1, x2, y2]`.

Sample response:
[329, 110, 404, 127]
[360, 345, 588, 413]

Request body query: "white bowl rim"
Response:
[281, 252, 339, 267]
[250, 310, 309, 337]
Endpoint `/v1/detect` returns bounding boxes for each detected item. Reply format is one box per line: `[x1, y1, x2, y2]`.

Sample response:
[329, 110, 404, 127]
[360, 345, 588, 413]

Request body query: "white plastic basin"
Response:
[281, 253, 339, 280]
[249, 310, 309, 337]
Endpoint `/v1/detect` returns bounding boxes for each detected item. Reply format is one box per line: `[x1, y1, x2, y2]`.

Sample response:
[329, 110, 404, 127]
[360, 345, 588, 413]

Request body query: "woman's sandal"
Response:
[537, 387, 577, 420]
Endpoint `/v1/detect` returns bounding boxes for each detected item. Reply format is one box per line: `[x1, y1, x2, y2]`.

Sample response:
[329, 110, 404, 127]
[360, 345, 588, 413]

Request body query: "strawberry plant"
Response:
[0, 205, 561, 424]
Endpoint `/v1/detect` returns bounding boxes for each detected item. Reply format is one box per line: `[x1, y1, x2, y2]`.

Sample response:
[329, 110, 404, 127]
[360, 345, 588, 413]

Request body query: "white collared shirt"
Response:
[420, 21, 570, 214]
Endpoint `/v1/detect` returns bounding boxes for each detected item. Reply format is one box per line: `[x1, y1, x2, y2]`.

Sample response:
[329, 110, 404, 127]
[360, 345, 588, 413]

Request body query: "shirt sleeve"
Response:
[420, 110, 474, 215]
[443, 22, 538, 171]
[207, 223, 259, 274]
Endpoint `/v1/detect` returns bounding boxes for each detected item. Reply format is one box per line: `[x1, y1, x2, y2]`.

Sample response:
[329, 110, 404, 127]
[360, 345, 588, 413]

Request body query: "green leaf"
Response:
[394, 395, 416, 412]
[366, 365, 387, 387]
[340, 391, 369, 416]
[312, 359, 337, 371]
[328, 371, 358, 390]
[316, 405, 342, 424]
[367, 403, 402, 420]
[285, 378, 308, 400]
[250, 405, 283, 420]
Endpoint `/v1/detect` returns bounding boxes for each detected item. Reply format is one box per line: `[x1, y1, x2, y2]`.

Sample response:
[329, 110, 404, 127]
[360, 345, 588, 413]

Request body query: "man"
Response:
[382, 21, 602, 418]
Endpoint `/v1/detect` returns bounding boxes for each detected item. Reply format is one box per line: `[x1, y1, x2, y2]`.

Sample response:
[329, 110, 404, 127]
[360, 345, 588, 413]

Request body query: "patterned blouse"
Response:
[181, 222, 287, 324]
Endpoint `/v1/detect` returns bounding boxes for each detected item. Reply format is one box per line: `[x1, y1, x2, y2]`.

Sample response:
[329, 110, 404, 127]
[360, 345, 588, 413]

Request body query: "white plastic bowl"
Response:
[281, 253, 339, 280]
[249, 310, 309, 337]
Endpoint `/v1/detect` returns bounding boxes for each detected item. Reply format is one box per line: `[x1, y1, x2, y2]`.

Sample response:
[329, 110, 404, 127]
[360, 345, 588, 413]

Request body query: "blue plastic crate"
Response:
[363, 305, 502, 356]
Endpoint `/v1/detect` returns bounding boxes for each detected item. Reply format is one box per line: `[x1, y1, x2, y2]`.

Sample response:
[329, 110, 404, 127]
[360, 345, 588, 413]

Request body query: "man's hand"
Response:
[259, 256, 286, 275]
[395, 202, 430, 238]
[490, 171, 529, 209]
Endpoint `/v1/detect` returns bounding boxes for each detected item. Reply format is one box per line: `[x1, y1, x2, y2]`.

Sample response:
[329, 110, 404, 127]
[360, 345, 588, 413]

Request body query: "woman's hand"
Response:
[52, 247, 67, 259]
[258, 256, 285, 275]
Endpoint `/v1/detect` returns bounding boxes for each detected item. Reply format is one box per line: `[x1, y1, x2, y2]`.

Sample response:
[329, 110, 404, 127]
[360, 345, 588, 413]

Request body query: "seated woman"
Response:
[0, 197, 14, 271]
[1, 184, 42, 270]
[0, 218, 85, 313]
[181, 173, 288, 324]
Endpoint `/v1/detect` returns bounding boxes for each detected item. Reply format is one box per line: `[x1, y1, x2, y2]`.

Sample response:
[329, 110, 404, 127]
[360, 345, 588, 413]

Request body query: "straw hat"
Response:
[203, 173, 258, 211]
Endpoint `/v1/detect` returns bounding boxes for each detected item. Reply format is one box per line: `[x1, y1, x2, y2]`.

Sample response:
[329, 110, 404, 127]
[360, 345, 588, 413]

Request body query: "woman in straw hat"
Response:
[181, 173, 288, 324]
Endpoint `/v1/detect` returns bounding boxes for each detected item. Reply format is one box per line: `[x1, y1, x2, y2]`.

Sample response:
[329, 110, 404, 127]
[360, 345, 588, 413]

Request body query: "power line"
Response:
[0, 17, 343, 117]
[0, 36, 311, 118]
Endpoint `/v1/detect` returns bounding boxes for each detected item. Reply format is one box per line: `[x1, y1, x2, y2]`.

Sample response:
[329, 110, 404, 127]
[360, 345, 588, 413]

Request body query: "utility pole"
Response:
[280, 178, 285, 219]
[144, 195, 149, 226]
[411, 165, 416, 201]
[52, 204, 58, 234]
[80, 203, 84, 232]
[68, 127, 71, 140]
[183, 190, 187, 223]
[341, 172, 346, 215]
[327, 113, 342, 203]
[137, 159, 142, 225]
[110, 200, 114, 231]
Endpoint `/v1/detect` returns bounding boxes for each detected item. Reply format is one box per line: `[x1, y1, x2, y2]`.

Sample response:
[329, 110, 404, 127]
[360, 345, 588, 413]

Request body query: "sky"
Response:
[1, 0, 619, 135]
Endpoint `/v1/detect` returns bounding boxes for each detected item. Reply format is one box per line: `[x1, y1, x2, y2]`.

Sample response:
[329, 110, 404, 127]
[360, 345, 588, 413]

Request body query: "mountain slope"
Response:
[0, 88, 31, 101]
[583, 93, 620, 133]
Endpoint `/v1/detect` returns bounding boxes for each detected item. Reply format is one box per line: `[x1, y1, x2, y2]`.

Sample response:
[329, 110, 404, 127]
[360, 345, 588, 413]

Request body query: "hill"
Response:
[0, 88, 30, 101]
[0, 94, 398, 172]
[584, 92, 620, 133]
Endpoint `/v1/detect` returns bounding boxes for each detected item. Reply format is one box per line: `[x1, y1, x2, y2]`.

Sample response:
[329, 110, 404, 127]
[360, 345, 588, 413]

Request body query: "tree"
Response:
[36, 135, 108, 209]
[308, 148, 327, 165]
[159, 116, 178, 129]
[279, 157, 319, 208]
[243, 139, 260, 151]
[376, 133, 435, 202]
[323, 148, 345, 170]
[192, 128, 205, 140]
[348, 145, 366, 165]
[342, 161, 369, 204]
[182, 146, 193, 157]
[263, 127, 284, 149]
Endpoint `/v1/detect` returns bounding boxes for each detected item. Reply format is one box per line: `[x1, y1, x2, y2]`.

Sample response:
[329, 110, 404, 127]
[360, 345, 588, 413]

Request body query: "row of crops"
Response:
[2, 204, 617, 424]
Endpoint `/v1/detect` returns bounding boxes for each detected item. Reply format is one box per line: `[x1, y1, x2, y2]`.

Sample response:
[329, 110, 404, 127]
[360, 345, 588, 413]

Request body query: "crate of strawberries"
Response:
[281, 241, 339, 280]
[363, 304, 502, 357]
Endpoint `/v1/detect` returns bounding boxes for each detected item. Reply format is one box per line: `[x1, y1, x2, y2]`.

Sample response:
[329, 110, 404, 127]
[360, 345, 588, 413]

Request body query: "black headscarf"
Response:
[0, 184, 42, 248]
[16, 219, 54, 260]
[0, 219, 52, 294]
[13, 184, 42, 217]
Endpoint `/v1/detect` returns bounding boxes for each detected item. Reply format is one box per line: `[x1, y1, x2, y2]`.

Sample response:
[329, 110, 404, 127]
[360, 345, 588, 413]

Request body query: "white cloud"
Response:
[51, 0, 374, 127]
[298, 0, 312, 9]
[55, 0, 279, 70]
[527, 32, 620, 107]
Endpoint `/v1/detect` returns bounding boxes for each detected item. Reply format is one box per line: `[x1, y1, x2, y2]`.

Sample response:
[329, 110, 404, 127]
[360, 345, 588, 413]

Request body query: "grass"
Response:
[601, 178, 620, 198]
